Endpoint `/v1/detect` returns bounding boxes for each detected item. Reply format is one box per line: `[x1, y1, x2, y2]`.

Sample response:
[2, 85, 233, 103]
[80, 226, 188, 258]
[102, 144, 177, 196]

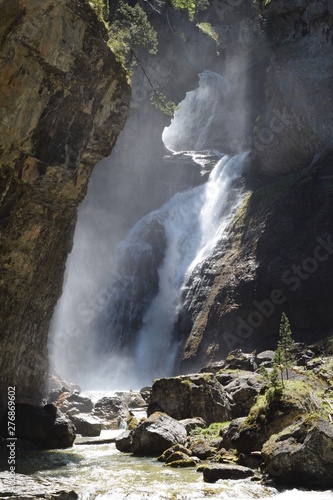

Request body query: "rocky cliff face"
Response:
[175, 1, 333, 372]
[0, 0, 130, 412]
[252, 0, 333, 174]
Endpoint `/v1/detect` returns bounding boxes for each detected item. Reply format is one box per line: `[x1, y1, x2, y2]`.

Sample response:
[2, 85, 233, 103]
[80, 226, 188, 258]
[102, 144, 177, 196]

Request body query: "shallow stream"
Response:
[3, 431, 333, 500]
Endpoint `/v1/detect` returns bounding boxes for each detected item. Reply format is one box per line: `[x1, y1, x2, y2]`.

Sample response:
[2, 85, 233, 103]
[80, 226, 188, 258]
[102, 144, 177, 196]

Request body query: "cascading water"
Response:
[49, 70, 248, 389]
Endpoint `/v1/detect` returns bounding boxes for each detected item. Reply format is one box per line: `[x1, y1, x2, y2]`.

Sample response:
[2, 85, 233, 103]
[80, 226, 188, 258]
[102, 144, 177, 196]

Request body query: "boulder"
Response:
[116, 412, 187, 456]
[223, 349, 257, 372]
[55, 392, 94, 414]
[187, 437, 218, 459]
[179, 417, 206, 434]
[224, 373, 265, 419]
[166, 458, 199, 468]
[165, 451, 192, 464]
[68, 414, 102, 437]
[203, 464, 254, 483]
[0, 404, 75, 449]
[157, 444, 192, 462]
[148, 373, 231, 425]
[115, 430, 133, 453]
[255, 350, 275, 368]
[262, 415, 333, 489]
[93, 396, 130, 429]
[230, 382, 321, 454]
[220, 417, 246, 451]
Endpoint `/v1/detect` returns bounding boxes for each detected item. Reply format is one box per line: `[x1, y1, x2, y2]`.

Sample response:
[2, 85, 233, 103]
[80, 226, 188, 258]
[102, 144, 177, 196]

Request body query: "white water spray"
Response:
[49, 70, 248, 389]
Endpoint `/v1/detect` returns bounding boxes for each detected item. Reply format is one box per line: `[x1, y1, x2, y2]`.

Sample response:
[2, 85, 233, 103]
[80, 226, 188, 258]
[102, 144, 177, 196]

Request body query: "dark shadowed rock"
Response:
[116, 412, 187, 456]
[0, 404, 75, 449]
[148, 373, 231, 425]
[262, 415, 333, 489]
[115, 430, 133, 453]
[203, 463, 254, 483]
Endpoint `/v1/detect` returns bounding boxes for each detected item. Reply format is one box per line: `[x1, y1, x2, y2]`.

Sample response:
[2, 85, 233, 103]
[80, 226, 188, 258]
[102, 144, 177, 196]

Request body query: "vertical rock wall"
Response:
[0, 0, 130, 412]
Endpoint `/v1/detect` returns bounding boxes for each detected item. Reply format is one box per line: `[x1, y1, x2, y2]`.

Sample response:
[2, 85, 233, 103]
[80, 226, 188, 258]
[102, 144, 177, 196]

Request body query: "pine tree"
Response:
[277, 312, 296, 382]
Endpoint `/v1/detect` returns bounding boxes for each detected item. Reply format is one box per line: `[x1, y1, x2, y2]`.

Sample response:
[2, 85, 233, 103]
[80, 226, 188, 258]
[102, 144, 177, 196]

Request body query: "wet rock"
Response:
[115, 430, 133, 453]
[187, 438, 218, 459]
[214, 371, 236, 386]
[166, 458, 199, 468]
[116, 412, 187, 456]
[179, 417, 206, 434]
[69, 414, 102, 437]
[262, 415, 333, 489]
[165, 451, 192, 464]
[157, 444, 192, 462]
[0, 404, 75, 449]
[203, 463, 254, 483]
[54, 392, 94, 414]
[93, 396, 130, 429]
[148, 373, 231, 425]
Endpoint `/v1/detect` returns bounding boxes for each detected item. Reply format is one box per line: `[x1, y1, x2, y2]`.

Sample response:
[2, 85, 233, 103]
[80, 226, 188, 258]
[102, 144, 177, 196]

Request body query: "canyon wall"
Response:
[0, 0, 130, 412]
[176, 0, 333, 372]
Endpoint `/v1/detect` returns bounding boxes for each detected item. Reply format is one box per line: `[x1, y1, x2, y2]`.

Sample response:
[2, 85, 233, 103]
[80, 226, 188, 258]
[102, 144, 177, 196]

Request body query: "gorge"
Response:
[0, 0, 333, 496]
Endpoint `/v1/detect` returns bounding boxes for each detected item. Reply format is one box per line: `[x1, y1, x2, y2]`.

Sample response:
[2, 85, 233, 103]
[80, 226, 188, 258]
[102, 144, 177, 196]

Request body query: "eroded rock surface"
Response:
[115, 412, 187, 456]
[262, 415, 333, 489]
[0, 0, 130, 412]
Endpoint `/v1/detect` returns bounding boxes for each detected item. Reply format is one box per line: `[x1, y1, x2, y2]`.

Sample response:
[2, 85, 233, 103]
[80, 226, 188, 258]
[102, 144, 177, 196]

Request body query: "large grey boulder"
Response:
[68, 413, 102, 437]
[93, 396, 130, 429]
[223, 372, 265, 419]
[148, 374, 231, 425]
[115, 412, 187, 456]
[262, 415, 333, 489]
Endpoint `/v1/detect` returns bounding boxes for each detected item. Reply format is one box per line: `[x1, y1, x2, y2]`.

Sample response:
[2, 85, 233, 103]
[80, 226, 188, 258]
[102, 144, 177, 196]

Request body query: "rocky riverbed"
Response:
[1, 338, 333, 497]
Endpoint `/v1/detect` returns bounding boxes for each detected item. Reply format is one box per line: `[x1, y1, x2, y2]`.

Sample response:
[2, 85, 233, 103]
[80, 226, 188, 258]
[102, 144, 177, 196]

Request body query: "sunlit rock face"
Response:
[0, 0, 130, 412]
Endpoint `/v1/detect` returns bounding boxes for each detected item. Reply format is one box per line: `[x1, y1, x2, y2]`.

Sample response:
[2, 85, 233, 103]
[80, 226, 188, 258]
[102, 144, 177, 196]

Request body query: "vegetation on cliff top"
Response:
[90, 0, 177, 115]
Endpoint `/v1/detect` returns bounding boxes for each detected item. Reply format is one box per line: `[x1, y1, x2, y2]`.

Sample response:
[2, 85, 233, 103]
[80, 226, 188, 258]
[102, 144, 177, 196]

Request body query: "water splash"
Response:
[49, 70, 247, 389]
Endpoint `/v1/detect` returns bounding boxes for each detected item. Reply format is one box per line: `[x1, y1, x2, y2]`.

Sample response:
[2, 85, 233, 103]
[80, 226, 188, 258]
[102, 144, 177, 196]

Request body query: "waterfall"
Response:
[49, 70, 248, 389]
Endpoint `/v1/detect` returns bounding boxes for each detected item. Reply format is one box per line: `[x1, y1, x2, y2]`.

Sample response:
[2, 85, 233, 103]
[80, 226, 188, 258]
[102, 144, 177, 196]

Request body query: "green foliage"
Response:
[259, 363, 283, 395]
[90, 0, 109, 21]
[278, 312, 296, 381]
[190, 421, 230, 438]
[108, 1, 158, 65]
[171, 0, 209, 20]
[198, 22, 219, 45]
[150, 87, 178, 117]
